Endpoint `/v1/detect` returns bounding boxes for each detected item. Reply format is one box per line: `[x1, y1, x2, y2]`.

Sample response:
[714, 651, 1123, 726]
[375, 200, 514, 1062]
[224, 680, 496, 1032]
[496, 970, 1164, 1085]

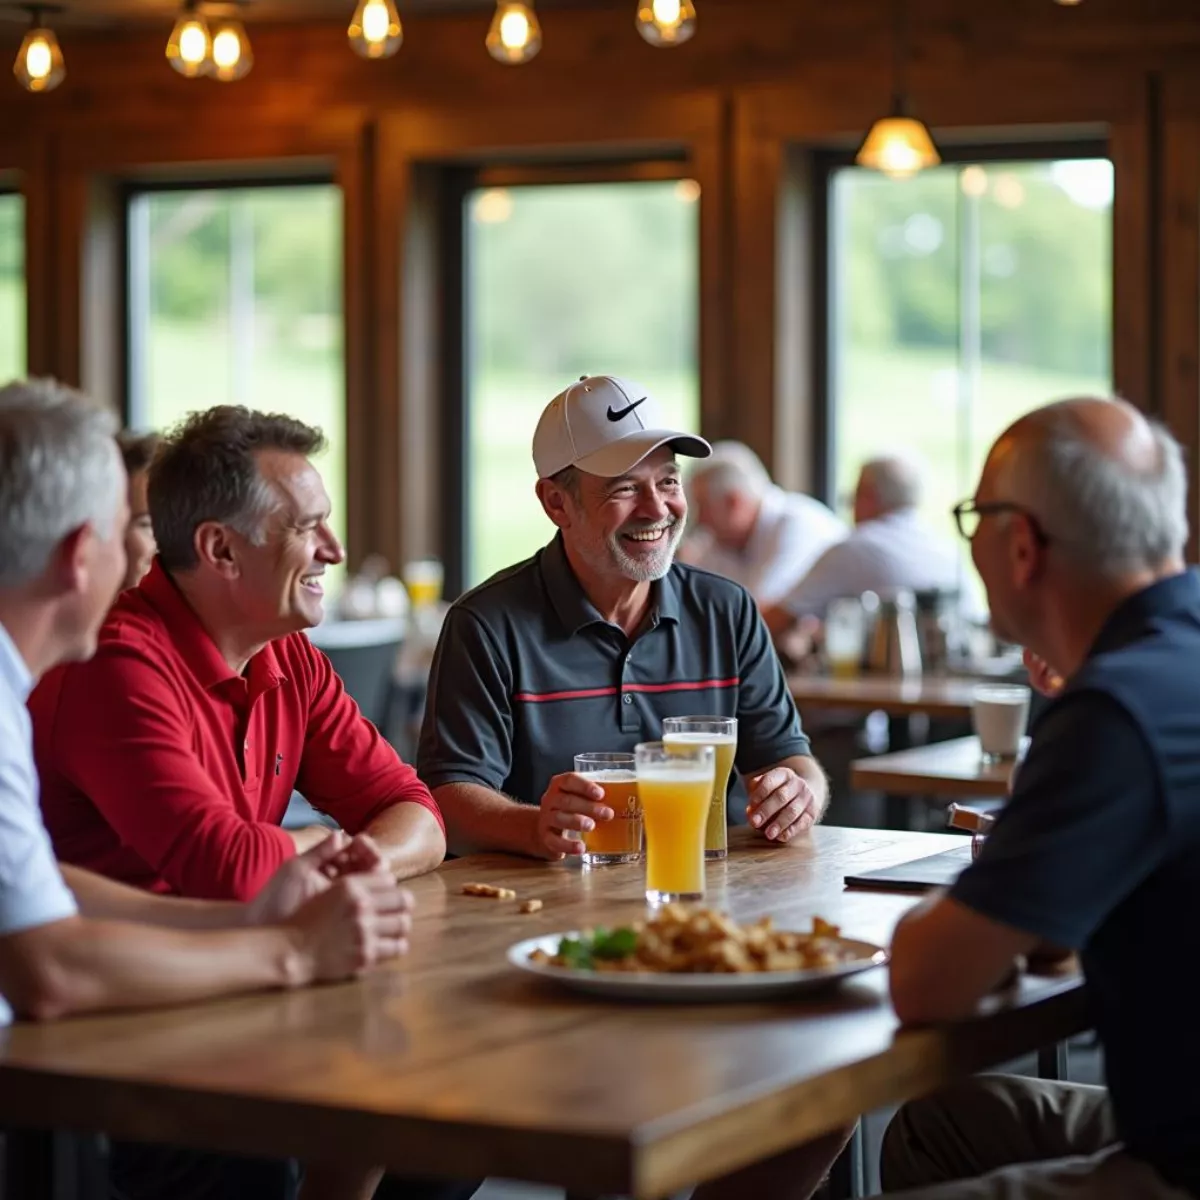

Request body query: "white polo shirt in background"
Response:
[684, 484, 847, 606]
[0, 621, 78, 1025]
[779, 507, 964, 618]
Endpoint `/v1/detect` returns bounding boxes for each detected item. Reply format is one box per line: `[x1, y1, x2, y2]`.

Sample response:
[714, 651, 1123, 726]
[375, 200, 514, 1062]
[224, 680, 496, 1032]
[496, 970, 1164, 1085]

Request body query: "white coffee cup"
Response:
[972, 684, 1031, 763]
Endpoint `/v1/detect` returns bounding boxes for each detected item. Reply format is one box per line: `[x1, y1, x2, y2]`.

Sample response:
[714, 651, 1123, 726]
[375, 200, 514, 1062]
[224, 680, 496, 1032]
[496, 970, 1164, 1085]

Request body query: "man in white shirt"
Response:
[763, 456, 963, 632]
[0, 380, 422, 1200]
[681, 441, 847, 605]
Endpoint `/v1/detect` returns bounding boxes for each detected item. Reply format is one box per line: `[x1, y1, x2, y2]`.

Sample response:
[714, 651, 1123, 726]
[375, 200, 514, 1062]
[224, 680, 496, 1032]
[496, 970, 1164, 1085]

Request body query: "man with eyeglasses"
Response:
[872, 396, 1200, 1199]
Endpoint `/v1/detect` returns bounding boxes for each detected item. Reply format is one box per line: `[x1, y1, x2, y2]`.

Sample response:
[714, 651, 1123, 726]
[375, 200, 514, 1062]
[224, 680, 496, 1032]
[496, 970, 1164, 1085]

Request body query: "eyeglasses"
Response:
[952, 499, 1050, 544]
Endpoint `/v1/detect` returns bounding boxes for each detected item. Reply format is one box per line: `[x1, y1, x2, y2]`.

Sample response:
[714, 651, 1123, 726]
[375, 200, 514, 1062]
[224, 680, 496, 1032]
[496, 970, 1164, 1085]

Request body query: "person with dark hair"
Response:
[116, 428, 160, 589]
[30, 405, 446, 905]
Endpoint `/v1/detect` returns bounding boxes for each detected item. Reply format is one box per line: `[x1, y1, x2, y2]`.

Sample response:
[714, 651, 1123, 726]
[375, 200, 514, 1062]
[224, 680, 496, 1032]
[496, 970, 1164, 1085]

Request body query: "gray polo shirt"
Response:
[418, 535, 811, 804]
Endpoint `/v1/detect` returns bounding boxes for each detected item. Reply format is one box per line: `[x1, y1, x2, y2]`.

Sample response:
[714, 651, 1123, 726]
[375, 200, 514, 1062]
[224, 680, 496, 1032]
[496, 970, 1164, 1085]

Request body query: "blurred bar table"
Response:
[789, 673, 981, 720]
[851, 736, 1018, 801]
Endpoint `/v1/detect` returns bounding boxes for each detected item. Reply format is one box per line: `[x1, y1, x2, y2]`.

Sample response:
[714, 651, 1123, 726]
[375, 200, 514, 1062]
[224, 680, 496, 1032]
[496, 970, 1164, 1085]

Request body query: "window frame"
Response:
[811, 138, 1111, 511]
[440, 156, 698, 596]
[120, 171, 336, 431]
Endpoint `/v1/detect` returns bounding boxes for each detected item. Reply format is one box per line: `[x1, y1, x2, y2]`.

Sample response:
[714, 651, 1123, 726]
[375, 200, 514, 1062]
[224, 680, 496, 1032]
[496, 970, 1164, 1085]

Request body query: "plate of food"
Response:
[506, 905, 889, 1002]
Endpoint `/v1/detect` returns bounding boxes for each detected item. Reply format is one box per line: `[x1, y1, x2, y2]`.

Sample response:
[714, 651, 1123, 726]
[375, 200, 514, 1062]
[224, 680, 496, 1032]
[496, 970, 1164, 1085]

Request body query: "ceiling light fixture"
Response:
[208, 12, 253, 81]
[166, 0, 212, 78]
[13, 4, 65, 93]
[486, 1, 542, 65]
[855, 0, 940, 178]
[636, 0, 696, 48]
[348, 0, 402, 59]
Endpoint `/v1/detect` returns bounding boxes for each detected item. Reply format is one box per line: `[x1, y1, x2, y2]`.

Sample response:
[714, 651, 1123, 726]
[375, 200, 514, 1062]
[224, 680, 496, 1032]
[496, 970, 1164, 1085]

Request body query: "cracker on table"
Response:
[461, 882, 516, 900]
[519, 899, 543, 914]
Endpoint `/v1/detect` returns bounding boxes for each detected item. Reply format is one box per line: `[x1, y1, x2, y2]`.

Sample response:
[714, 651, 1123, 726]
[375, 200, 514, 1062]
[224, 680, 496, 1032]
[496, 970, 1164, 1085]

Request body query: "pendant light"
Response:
[855, 0, 940, 179]
[348, 0, 402, 60]
[208, 13, 253, 81]
[486, 1, 542, 65]
[635, 0, 696, 48]
[14, 5, 66, 94]
[166, 0, 212, 79]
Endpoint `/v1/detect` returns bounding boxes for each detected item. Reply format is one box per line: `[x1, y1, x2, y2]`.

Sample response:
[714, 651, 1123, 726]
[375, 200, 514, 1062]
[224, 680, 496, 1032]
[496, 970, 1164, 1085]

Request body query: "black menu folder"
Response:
[844, 843, 974, 893]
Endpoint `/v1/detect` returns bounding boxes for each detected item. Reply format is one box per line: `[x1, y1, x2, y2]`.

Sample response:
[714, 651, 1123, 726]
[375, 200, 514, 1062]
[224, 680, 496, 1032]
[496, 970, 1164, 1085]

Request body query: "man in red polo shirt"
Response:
[31, 406, 446, 902]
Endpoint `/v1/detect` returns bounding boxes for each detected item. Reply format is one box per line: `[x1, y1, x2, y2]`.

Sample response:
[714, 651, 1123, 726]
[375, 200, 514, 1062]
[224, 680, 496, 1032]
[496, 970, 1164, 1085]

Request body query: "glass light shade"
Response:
[166, 10, 212, 79]
[14, 26, 65, 93]
[348, 0, 403, 60]
[636, 0, 697, 47]
[208, 18, 253, 82]
[486, 2, 542, 65]
[855, 113, 941, 178]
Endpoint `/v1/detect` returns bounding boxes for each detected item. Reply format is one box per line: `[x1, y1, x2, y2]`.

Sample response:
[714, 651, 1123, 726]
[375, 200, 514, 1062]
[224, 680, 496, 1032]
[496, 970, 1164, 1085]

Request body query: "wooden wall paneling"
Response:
[1162, 74, 1200, 563]
[1110, 83, 1157, 414]
[374, 93, 729, 573]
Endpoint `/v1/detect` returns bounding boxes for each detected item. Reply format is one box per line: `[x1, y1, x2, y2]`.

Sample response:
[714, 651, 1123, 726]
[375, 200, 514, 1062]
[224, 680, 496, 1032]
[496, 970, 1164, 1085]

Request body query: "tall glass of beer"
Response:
[573, 753, 642, 865]
[661, 716, 737, 859]
[634, 741, 714, 905]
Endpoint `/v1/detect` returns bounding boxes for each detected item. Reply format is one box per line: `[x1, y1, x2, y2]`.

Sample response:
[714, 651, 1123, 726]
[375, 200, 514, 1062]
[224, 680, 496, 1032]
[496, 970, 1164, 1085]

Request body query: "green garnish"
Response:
[555, 926, 639, 969]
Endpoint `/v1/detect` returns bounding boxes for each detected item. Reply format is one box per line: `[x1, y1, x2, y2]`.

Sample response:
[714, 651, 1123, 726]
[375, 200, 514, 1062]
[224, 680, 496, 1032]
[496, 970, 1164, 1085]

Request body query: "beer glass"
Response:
[573, 753, 642, 865]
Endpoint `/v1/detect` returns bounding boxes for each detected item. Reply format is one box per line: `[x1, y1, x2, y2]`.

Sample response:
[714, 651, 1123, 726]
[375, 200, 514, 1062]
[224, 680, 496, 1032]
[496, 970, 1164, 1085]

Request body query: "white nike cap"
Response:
[532, 375, 712, 480]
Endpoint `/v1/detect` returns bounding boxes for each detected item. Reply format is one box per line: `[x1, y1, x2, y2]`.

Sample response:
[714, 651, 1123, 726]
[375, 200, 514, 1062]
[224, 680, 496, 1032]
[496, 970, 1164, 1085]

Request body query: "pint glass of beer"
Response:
[635, 741, 714, 905]
[573, 753, 642, 865]
[662, 716, 737, 859]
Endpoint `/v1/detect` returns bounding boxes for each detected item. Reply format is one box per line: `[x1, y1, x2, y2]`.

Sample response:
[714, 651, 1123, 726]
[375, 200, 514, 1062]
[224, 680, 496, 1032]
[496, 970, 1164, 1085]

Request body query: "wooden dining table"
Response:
[851, 736, 1021, 801]
[0, 827, 1087, 1200]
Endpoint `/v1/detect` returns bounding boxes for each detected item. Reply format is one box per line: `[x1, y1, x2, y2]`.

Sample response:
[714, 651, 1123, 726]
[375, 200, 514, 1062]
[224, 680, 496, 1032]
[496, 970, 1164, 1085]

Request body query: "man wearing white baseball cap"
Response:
[418, 375, 829, 864]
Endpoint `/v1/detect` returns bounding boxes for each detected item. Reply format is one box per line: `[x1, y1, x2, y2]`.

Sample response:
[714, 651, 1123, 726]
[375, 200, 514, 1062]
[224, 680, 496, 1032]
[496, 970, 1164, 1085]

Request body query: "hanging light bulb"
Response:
[855, 0, 939, 178]
[13, 7, 66, 94]
[348, 0, 402, 60]
[486, 1, 542, 65]
[208, 15, 253, 82]
[635, 0, 697, 48]
[856, 108, 940, 178]
[166, 1, 212, 79]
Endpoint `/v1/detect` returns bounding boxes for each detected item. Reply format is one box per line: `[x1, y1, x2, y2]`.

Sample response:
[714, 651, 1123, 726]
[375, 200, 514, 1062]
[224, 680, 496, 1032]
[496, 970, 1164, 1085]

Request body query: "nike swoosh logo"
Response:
[606, 397, 648, 422]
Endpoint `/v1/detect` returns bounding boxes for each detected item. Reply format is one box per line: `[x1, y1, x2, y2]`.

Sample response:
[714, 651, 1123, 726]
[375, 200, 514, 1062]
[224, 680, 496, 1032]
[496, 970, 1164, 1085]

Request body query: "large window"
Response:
[829, 155, 1113, 556]
[0, 192, 25, 382]
[126, 183, 345, 538]
[464, 178, 700, 585]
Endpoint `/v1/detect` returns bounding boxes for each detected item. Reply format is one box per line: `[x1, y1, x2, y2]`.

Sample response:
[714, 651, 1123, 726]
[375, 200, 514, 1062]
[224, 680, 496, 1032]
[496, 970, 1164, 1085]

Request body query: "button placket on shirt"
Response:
[618, 642, 642, 734]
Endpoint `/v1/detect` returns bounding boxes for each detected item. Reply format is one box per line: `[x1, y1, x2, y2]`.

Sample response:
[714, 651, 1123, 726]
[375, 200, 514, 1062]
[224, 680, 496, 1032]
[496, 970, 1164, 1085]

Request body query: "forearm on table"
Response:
[361, 801, 447, 880]
[0, 916, 308, 1022]
[60, 864, 248, 931]
[431, 781, 540, 857]
[288, 825, 335, 854]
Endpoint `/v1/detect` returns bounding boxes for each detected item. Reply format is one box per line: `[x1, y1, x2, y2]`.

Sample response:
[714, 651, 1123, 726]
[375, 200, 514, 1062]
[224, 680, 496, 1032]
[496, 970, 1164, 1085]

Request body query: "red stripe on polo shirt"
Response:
[512, 685, 620, 703]
[513, 677, 739, 703]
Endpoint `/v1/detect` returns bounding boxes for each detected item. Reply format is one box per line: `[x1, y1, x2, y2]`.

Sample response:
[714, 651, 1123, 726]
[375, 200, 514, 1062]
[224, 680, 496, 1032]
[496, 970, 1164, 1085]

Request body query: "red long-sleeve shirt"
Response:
[31, 561, 442, 901]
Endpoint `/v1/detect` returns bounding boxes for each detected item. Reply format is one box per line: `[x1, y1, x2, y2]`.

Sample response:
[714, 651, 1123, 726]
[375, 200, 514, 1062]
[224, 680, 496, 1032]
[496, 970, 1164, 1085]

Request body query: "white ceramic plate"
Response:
[506, 931, 889, 1002]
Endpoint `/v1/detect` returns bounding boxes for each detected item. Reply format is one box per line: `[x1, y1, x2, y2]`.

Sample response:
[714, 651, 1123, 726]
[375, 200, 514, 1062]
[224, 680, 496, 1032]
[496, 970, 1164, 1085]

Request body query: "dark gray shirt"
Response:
[418, 535, 811, 804]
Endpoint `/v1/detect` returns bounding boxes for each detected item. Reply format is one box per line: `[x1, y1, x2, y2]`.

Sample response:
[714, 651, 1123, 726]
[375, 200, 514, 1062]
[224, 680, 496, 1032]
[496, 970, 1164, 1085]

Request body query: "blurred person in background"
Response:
[680, 441, 846, 606]
[763, 455, 962, 636]
[116, 429, 160, 590]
